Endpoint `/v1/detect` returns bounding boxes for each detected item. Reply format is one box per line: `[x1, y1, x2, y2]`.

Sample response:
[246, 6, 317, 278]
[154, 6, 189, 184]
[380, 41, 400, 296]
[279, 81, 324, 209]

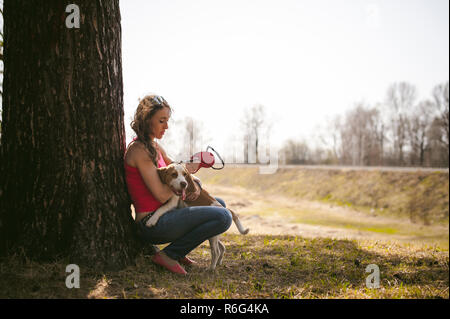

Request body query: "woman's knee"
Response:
[219, 208, 232, 231]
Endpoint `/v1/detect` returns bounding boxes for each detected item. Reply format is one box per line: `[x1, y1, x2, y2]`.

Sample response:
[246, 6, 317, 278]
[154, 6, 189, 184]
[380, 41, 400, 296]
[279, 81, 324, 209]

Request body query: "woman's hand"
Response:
[185, 180, 201, 201]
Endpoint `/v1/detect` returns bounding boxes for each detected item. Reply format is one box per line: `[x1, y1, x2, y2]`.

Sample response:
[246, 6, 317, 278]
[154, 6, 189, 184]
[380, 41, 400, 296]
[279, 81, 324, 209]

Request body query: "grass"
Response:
[211, 187, 449, 249]
[1, 166, 447, 299]
[255, 204, 443, 237]
[195, 166, 449, 249]
[0, 233, 448, 299]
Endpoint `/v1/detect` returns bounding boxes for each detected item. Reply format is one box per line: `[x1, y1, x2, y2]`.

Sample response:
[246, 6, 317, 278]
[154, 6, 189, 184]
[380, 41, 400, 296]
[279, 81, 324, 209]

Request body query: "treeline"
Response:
[168, 81, 448, 168]
[281, 81, 449, 168]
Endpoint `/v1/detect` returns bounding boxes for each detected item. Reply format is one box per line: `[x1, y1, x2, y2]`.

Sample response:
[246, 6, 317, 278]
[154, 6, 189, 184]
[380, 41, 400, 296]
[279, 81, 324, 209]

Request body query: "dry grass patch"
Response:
[196, 167, 449, 225]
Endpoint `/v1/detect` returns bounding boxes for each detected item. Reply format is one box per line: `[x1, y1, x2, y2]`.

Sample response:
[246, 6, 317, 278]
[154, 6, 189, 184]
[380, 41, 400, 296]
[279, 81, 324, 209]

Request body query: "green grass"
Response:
[0, 233, 448, 299]
[360, 227, 398, 235]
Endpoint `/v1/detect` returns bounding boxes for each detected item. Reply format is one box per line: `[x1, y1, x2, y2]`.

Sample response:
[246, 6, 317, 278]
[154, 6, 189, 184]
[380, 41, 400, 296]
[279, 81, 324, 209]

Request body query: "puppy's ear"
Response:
[184, 167, 197, 193]
[157, 167, 169, 184]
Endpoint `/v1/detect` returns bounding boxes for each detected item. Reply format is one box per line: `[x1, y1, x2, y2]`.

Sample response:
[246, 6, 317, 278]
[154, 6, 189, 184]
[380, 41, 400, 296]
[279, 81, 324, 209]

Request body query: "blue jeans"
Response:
[136, 198, 232, 261]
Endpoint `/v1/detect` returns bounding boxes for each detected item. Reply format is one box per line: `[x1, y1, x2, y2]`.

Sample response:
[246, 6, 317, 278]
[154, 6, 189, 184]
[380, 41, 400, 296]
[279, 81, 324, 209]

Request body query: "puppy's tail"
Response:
[229, 209, 249, 235]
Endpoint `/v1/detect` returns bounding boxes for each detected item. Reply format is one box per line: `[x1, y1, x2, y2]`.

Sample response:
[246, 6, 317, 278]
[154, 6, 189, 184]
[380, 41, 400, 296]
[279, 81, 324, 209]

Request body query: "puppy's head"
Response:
[157, 163, 195, 200]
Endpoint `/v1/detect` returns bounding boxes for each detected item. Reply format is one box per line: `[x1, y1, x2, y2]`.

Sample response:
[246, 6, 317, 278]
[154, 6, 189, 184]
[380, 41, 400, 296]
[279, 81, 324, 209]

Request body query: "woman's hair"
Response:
[130, 94, 172, 166]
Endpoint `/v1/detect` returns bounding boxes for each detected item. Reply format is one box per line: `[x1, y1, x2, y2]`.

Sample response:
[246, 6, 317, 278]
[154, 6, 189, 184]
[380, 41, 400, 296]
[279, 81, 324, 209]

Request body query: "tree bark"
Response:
[0, 0, 140, 270]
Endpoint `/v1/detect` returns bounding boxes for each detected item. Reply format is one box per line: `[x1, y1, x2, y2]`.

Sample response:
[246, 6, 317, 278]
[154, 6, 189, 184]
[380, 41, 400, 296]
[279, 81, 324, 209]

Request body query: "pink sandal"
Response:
[152, 252, 187, 275]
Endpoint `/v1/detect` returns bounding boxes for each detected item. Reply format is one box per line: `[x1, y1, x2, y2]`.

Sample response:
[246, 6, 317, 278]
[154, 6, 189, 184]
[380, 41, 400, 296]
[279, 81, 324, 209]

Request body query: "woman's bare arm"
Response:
[134, 146, 173, 203]
[156, 143, 174, 166]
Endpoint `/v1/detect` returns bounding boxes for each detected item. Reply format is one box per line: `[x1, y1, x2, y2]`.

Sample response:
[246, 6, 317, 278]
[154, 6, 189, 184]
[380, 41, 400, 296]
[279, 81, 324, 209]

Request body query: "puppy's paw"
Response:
[146, 216, 158, 227]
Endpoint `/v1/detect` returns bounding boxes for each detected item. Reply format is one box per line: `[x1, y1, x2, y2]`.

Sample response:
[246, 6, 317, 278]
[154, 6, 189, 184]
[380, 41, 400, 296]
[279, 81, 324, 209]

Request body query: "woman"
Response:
[124, 94, 232, 275]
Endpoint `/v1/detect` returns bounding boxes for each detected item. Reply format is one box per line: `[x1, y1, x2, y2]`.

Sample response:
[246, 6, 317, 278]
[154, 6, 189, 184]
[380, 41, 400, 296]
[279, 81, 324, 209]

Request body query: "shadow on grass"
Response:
[0, 234, 448, 298]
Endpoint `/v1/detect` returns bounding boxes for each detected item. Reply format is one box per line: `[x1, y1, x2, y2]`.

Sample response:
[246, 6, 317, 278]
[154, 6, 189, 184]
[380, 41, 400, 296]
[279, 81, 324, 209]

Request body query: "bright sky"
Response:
[120, 0, 449, 158]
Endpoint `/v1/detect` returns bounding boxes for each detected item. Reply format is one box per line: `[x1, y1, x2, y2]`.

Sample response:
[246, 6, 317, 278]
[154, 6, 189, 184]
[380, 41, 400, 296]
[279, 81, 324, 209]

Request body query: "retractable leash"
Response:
[182, 146, 225, 173]
[205, 146, 225, 170]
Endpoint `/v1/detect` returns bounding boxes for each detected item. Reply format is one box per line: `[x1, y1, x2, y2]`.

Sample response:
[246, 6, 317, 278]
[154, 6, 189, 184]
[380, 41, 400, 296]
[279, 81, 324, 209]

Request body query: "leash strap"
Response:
[206, 146, 225, 170]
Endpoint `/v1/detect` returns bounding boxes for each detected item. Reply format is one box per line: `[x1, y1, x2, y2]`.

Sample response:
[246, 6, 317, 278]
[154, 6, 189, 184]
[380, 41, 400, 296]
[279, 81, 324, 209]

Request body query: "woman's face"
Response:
[149, 107, 170, 140]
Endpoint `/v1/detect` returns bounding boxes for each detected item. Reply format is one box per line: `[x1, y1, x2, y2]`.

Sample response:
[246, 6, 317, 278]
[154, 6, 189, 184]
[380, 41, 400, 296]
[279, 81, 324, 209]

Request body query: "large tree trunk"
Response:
[0, 0, 140, 270]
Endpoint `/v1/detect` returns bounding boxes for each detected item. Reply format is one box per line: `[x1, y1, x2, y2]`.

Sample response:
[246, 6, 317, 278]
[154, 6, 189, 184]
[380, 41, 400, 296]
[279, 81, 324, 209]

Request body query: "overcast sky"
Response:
[119, 0, 449, 158]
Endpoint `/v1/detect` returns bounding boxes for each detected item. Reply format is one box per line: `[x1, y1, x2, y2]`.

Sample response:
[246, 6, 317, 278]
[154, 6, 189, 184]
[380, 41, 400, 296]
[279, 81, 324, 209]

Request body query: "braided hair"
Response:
[130, 95, 172, 166]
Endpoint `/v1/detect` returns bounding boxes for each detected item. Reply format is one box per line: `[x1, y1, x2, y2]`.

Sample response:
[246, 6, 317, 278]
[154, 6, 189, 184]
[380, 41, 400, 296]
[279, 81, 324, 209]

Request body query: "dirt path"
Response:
[207, 185, 449, 247]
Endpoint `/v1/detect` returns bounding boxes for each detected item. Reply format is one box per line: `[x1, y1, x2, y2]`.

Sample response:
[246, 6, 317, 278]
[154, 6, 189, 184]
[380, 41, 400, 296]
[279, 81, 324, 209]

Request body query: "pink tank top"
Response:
[124, 145, 168, 213]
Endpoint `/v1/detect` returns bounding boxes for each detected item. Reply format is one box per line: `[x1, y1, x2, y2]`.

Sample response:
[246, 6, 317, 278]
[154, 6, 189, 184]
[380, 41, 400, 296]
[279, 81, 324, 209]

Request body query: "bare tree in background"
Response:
[408, 100, 434, 166]
[367, 105, 386, 166]
[432, 82, 449, 159]
[338, 114, 353, 165]
[241, 104, 267, 164]
[385, 82, 417, 166]
[281, 139, 310, 164]
[329, 115, 343, 163]
[185, 117, 195, 157]
[338, 103, 384, 166]
[180, 116, 207, 159]
[427, 117, 448, 166]
[316, 115, 342, 164]
[276, 80, 447, 168]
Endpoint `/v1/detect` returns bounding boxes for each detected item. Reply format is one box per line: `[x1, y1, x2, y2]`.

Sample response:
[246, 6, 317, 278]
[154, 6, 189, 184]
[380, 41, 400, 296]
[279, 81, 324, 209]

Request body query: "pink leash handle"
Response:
[182, 146, 225, 171]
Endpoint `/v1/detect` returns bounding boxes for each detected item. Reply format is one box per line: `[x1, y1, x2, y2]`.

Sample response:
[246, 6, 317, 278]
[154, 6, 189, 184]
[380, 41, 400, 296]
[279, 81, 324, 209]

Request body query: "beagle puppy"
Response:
[145, 163, 249, 270]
